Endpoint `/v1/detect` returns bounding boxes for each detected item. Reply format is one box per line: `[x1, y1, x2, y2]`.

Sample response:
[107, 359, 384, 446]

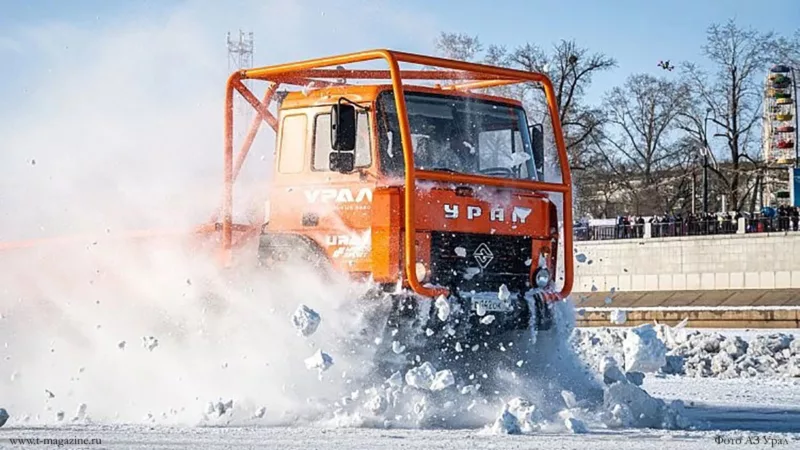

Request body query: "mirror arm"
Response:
[338, 96, 370, 112]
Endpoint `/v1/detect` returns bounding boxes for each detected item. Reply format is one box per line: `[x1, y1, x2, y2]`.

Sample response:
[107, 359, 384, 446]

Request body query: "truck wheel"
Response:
[257, 233, 333, 280]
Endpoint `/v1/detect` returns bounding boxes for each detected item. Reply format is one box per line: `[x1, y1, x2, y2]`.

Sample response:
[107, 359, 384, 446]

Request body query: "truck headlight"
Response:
[533, 267, 550, 288]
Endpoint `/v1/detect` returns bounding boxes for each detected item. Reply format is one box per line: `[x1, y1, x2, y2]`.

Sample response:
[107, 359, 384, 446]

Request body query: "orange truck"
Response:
[1, 49, 574, 370]
[215, 49, 574, 353]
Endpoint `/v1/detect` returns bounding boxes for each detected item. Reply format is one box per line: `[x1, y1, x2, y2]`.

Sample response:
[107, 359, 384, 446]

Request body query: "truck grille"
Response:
[429, 232, 532, 292]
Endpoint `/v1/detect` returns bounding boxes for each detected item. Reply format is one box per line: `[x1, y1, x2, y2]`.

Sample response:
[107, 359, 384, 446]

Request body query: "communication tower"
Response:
[227, 30, 255, 140]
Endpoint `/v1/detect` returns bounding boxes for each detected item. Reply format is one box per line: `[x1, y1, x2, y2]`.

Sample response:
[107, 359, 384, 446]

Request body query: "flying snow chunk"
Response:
[0, 409, 8, 427]
[565, 417, 588, 434]
[252, 407, 266, 419]
[405, 362, 437, 390]
[391, 341, 406, 354]
[498, 284, 511, 301]
[291, 305, 321, 337]
[386, 371, 403, 388]
[463, 267, 481, 280]
[207, 400, 234, 417]
[304, 350, 334, 373]
[623, 324, 667, 373]
[454, 247, 467, 257]
[561, 390, 578, 409]
[480, 315, 496, 325]
[435, 295, 451, 322]
[365, 394, 388, 415]
[490, 405, 521, 435]
[142, 336, 159, 351]
[610, 309, 627, 325]
[506, 397, 542, 432]
[430, 369, 455, 391]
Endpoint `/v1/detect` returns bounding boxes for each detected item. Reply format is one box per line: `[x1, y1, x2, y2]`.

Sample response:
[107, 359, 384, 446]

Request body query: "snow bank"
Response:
[572, 326, 800, 380]
[622, 325, 666, 373]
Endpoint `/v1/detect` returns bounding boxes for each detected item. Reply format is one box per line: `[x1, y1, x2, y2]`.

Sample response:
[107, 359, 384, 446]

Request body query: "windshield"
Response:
[376, 91, 538, 181]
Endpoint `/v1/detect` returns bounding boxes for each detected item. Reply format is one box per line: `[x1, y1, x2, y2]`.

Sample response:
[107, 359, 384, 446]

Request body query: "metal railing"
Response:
[572, 216, 796, 241]
[745, 216, 800, 233]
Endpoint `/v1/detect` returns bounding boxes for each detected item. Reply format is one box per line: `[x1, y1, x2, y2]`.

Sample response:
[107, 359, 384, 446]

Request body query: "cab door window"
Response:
[313, 112, 371, 171]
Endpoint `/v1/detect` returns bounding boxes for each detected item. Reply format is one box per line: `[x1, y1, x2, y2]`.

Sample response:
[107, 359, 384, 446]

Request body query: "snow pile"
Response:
[665, 331, 800, 379]
[598, 357, 689, 429]
[482, 354, 689, 435]
[622, 325, 666, 373]
[572, 326, 800, 380]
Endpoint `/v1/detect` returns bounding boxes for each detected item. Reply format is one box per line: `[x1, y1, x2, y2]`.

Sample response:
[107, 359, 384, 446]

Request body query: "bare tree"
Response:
[680, 19, 793, 211]
[504, 40, 616, 170]
[434, 33, 483, 62]
[597, 73, 691, 214]
[433, 33, 616, 171]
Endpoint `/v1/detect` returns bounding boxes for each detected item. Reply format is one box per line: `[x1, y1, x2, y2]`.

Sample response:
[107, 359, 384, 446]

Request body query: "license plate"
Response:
[471, 297, 514, 313]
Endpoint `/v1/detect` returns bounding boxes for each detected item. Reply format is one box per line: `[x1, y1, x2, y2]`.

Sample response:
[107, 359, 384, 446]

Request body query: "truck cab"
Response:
[260, 84, 559, 308]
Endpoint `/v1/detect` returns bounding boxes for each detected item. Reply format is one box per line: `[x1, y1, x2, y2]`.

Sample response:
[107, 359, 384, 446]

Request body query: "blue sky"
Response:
[0, 0, 797, 237]
[1, 0, 798, 105]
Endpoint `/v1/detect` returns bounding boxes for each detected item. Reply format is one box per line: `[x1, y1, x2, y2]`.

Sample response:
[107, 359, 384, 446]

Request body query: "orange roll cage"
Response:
[223, 49, 574, 300]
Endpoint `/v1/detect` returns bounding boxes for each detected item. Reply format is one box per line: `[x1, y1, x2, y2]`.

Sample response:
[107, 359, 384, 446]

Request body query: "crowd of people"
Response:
[574, 205, 800, 241]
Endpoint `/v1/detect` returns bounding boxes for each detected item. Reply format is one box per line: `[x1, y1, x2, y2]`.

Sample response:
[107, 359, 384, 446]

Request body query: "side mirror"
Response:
[331, 102, 357, 151]
[529, 123, 545, 181]
[329, 151, 355, 173]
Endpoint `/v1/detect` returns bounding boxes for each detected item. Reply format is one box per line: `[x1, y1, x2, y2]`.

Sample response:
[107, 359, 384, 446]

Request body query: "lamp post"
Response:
[791, 66, 799, 168]
[702, 109, 713, 214]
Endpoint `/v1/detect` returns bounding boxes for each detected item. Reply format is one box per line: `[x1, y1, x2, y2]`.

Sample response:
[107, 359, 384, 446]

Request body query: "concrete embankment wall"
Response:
[573, 232, 800, 293]
[571, 230, 800, 327]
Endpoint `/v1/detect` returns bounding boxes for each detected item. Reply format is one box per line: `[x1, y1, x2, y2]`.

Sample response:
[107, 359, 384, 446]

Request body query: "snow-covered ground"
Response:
[1, 242, 799, 448]
[0, 373, 797, 449]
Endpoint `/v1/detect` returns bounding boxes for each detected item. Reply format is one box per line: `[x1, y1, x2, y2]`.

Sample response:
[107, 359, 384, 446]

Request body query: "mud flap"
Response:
[529, 291, 554, 332]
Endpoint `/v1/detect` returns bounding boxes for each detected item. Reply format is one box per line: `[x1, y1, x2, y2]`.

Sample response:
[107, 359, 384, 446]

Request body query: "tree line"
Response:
[433, 19, 800, 218]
